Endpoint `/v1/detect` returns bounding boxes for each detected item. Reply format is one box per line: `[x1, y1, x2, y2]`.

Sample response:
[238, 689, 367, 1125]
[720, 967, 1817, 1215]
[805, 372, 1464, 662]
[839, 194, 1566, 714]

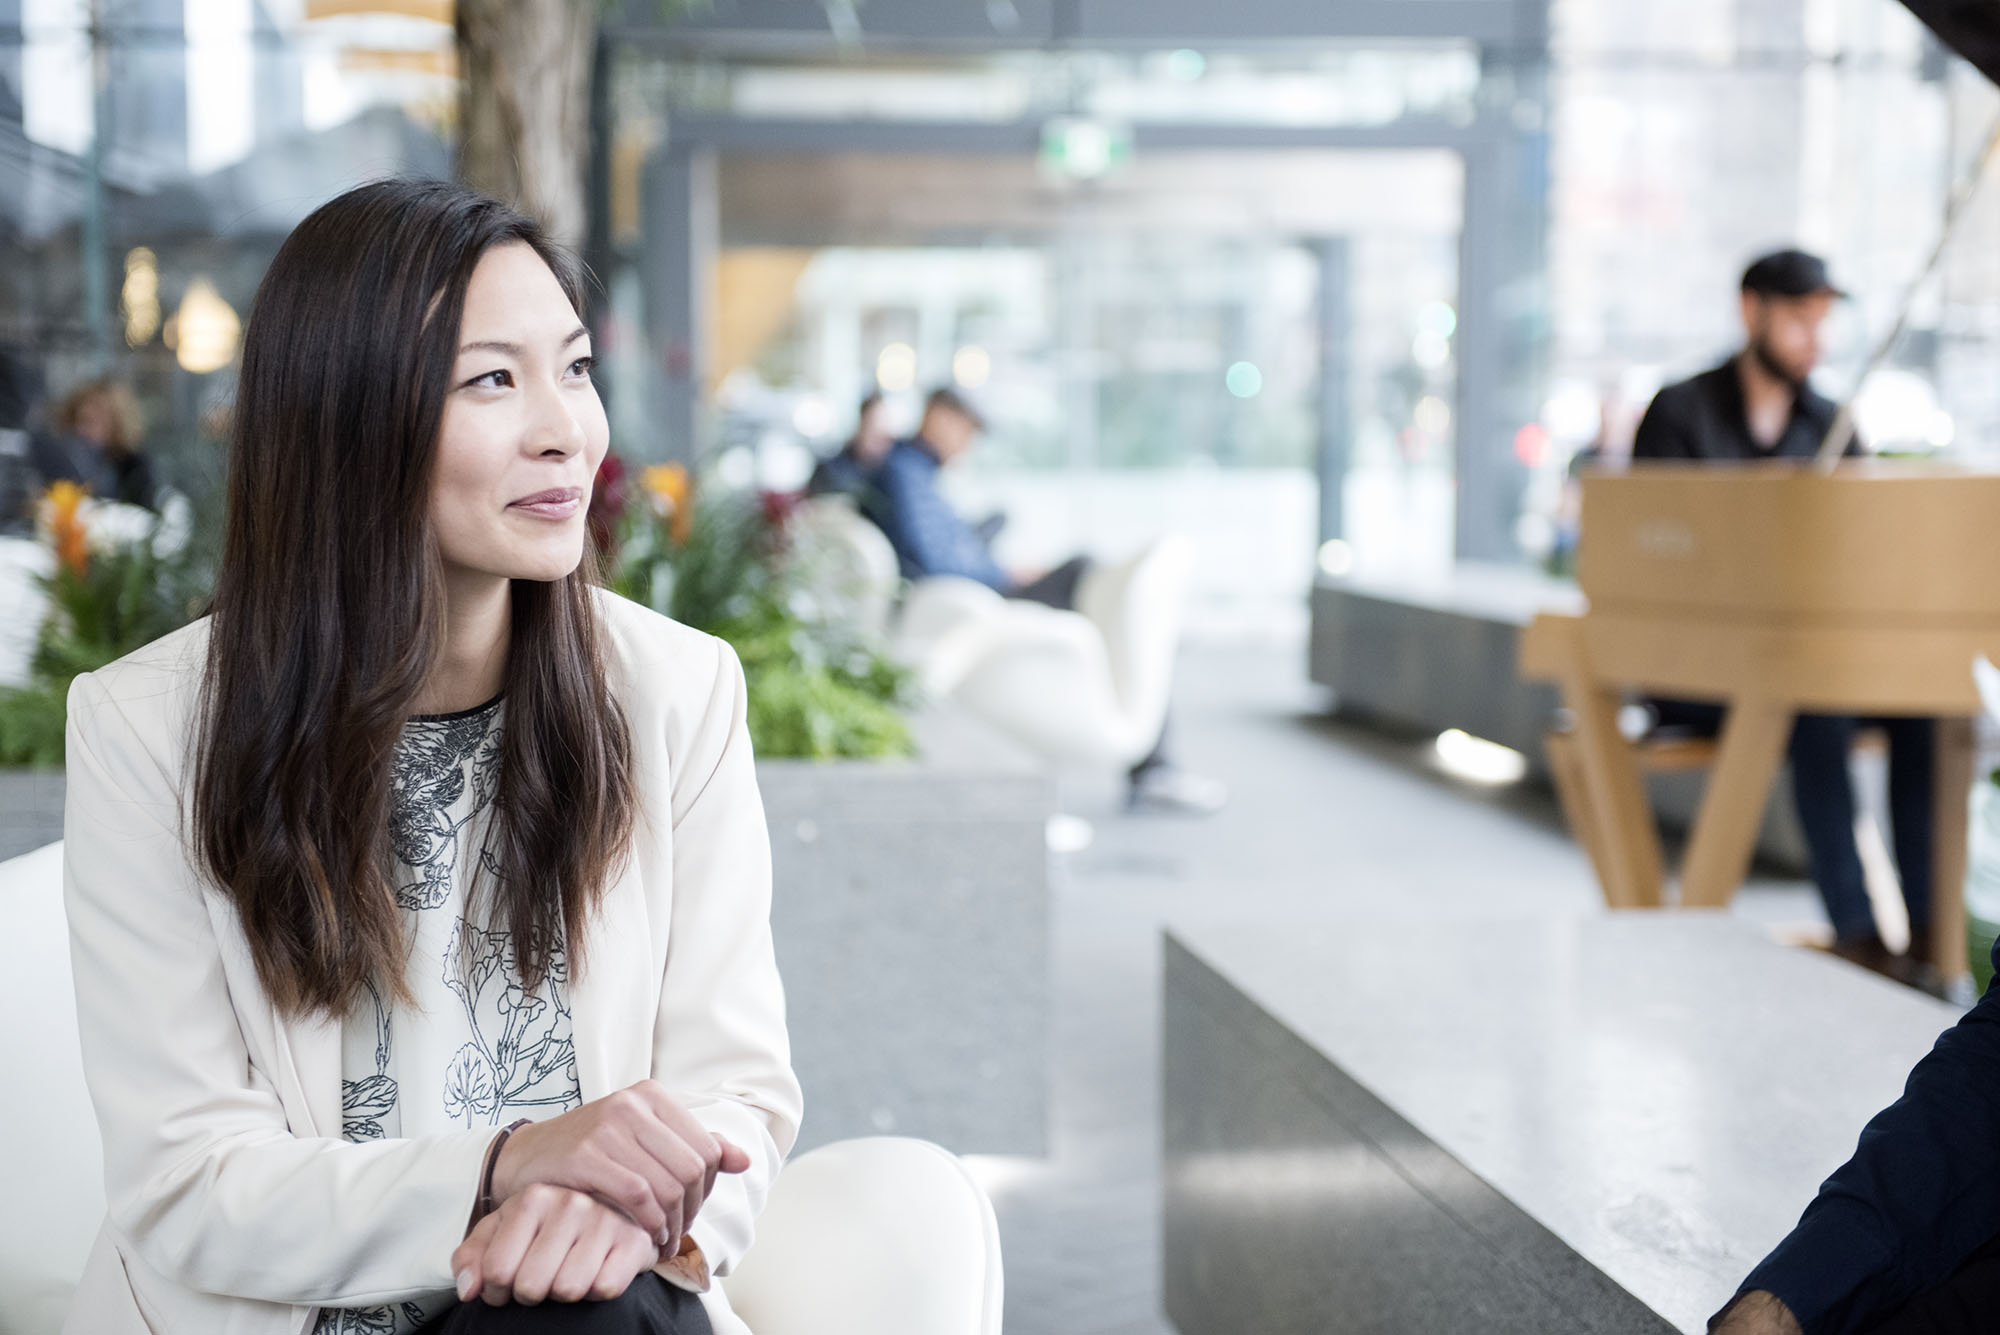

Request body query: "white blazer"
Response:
[60, 590, 803, 1335]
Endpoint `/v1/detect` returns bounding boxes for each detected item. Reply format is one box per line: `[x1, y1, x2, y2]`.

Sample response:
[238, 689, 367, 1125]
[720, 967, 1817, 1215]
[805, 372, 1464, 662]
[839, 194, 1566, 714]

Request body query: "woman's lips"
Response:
[508, 487, 584, 520]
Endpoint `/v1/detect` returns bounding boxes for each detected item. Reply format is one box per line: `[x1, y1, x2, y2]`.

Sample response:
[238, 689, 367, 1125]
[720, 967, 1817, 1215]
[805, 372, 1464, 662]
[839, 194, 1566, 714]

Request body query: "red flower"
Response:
[588, 453, 629, 554]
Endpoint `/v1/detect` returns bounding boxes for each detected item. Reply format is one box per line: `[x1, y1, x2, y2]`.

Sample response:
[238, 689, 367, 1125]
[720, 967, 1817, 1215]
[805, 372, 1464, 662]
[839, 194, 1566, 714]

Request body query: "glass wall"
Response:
[635, 137, 1466, 635]
[2, 0, 453, 506]
[1524, 0, 2000, 559]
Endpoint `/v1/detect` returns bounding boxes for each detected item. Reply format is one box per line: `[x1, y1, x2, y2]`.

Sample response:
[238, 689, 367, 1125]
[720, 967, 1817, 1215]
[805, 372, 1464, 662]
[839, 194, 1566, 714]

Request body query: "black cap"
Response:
[1740, 248, 1846, 300]
[924, 385, 986, 431]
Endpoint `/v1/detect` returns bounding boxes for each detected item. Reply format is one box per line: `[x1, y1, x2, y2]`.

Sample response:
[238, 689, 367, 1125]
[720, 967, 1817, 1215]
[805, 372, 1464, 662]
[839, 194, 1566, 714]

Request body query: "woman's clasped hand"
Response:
[454, 1079, 752, 1303]
[452, 1185, 661, 1305]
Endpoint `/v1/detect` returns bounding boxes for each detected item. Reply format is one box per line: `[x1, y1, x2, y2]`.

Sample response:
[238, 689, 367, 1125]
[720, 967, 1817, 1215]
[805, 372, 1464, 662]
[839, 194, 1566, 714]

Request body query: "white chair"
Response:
[724, 1136, 1003, 1335]
[895, 537, 1195, 771]
[787, 496, 903, 645]
[0, 840, 1004, 1335]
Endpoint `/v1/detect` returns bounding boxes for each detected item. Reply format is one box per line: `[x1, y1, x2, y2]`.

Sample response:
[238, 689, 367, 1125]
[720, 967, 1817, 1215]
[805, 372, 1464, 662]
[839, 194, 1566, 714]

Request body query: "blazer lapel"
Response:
[277, 1006, 343, 1138]
[206, 891, 343, 1138]
[568, 857, 657, 1101]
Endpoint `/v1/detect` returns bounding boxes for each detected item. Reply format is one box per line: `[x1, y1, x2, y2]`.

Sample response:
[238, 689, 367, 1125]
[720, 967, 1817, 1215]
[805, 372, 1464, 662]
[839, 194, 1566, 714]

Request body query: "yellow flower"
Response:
[639, 463, 693, 544]
[44, 480, 90, 577]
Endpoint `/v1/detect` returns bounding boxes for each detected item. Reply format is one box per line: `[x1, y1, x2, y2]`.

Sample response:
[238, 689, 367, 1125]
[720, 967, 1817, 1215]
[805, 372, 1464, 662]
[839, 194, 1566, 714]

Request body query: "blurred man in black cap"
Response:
[1632, 250, 1935, 984]
[1634, 249, 1855, 462]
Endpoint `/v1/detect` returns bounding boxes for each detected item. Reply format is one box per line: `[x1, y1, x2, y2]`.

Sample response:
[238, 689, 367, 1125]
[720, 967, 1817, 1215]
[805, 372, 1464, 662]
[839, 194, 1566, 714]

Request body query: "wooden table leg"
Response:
[1564, 676, 1666, 910]
[1681, 699, 1792, 909]
[1546, 729, 1617, 896]
[1932, 715, 1975, 989]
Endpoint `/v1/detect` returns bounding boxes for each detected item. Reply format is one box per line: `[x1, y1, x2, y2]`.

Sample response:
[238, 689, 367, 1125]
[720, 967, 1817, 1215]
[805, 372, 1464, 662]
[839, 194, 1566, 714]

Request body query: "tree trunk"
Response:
[454, 0, 597, 247]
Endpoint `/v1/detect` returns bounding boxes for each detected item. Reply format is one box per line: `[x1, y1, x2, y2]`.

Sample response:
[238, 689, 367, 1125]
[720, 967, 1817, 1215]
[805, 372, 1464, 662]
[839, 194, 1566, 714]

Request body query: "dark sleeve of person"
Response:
[1725, 976, 2000, 1335]
[872, 451, 1008, 590]
[1630, 388, 1699, 460]
[24, 430, 80, 487]
[113, 452, 156, 510]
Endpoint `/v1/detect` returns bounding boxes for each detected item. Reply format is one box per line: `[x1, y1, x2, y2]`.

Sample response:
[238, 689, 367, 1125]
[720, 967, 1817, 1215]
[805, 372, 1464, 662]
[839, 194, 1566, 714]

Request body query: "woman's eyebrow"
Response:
[457, 327, 590, 356]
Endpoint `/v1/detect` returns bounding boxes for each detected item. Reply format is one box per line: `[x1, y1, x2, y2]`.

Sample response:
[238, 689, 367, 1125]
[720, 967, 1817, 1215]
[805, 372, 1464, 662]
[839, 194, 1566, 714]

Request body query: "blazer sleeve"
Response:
[651, 638, 804, 1278]
[1725, 979, 2000, 1334]
[63, 670, 500, 1306]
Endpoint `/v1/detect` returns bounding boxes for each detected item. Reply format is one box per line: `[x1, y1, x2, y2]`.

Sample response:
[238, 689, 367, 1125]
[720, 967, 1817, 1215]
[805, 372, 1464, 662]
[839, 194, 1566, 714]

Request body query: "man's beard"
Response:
[1747, 335, 1806, 391]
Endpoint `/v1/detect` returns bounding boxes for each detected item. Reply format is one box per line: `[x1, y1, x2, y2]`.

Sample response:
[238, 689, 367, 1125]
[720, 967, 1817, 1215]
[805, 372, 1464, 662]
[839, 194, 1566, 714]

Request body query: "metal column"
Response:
[641, 142, 717, 465]
[1455, 0, 1550, 563]
[1314, 236, 1351, 545]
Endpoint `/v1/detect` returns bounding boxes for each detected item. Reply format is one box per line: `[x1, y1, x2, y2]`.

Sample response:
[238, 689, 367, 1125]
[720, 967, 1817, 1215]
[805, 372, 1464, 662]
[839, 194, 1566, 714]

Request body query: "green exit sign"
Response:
[1040, 117, 1133, 180]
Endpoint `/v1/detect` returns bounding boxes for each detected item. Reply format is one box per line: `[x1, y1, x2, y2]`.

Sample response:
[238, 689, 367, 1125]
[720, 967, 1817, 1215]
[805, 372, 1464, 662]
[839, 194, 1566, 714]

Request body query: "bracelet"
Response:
[478, 1118, 531, 1219]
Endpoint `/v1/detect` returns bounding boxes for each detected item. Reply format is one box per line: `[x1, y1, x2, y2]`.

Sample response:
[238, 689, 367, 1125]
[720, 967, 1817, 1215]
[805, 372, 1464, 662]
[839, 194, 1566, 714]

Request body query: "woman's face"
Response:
[72, 395, 113, 446]
[432, 241, 608, 588]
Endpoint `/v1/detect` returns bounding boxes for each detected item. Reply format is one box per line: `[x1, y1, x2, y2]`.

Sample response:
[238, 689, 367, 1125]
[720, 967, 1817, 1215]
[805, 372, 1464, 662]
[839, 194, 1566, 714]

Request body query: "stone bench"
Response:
[1310, 565, 1810, 869]
[1161, 914, 1962, 1333]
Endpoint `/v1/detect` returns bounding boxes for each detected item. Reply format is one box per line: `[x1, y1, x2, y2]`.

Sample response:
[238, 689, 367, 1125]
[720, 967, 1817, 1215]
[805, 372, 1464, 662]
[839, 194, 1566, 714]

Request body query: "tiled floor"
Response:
[983, 640, 1821, 1335]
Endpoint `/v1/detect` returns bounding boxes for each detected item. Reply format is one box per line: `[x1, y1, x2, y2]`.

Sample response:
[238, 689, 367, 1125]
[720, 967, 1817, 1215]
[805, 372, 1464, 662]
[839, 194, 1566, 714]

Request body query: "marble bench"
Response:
[1310, 565, 1811, 870]
[1162, 914, 1962, 1334]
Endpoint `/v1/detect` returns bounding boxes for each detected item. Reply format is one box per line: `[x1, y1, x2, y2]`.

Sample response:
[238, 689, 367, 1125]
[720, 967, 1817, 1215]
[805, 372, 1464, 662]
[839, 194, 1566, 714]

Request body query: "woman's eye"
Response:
[469, 369, 513, 390]
[567, 355, 596, 379]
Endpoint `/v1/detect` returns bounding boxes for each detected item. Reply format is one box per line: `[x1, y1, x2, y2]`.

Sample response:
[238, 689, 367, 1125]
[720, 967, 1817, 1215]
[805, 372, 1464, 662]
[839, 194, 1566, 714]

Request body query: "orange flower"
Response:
[44, 480, 90, 577]
[640, 463, 693, 544]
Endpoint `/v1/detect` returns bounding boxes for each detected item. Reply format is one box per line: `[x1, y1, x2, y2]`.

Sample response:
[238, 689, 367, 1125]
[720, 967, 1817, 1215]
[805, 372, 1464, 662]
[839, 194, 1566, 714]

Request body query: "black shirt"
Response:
[1632, 357, 1858, 462]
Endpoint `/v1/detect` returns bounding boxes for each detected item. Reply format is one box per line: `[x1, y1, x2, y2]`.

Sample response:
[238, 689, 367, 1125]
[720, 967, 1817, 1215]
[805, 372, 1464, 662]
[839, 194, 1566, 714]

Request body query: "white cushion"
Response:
[724, 1136, 1003, 1335]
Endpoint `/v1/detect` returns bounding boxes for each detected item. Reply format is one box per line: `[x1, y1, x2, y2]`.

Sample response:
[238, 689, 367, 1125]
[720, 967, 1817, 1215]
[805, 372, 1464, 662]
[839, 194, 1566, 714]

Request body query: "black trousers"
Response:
[1649, 699, 1935, 943]
[1860, 1230, 2000, 1334]
[1006, 555, 1171, 778]
[414, 1275, 712, 1335]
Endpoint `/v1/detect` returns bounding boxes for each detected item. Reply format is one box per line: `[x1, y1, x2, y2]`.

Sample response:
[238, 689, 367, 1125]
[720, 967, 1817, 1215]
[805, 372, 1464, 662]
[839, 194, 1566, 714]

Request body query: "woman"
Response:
[31, 377, 155, 508]
[61, 179, 800, 1334]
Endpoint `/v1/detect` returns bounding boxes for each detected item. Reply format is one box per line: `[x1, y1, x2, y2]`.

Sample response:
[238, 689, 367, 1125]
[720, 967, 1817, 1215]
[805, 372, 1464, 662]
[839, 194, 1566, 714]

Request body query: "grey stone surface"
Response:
[1309, 565, 1572, 766]
[760, 712, 1054, 1156]
[0, 770, 63, 862]
[1309, 565, 1811, 870]
[1163, 915, 1963, 1334]
[1164, 937, 1671, 1335]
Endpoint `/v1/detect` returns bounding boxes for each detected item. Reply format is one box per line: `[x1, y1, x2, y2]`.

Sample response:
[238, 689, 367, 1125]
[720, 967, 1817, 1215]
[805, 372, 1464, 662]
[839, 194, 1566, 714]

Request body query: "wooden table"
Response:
[1519, 464, 2000, 984]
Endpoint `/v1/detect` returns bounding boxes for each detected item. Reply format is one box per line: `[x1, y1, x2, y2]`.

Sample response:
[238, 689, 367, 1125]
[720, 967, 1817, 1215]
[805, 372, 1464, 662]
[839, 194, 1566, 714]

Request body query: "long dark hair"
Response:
[193, 178, 634, 1020]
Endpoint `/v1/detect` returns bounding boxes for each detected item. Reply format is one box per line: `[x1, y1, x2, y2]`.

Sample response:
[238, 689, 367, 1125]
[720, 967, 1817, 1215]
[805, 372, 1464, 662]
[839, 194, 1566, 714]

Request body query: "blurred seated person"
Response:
[1632, 249, 1932, 982]
[1710, 933, 2000, 1335]
[812, 390, 1004, 544]
[28, 378, 156, 510]
[807, 390, 894, 502]
[865, 385, 1223, 815]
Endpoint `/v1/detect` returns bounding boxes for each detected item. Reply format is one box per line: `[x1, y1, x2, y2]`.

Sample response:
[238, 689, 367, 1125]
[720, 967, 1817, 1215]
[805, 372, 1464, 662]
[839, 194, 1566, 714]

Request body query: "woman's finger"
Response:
[630, 1118, 709, 1226]
[509, 1192, 592, 1305]
[584, 1139, 673, 1240]
[452, 1210, 501, 1301]
[479, 1185, 560, 1305]
[590, 1219, 662, 1301]
[716, 1137, 752, 1176]
[550, 1206, 620, 1303]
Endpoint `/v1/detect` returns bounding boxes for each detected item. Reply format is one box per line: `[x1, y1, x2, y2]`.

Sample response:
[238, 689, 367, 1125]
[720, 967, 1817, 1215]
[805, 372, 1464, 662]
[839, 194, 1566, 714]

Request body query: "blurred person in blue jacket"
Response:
[865, 386, 1224, 815]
